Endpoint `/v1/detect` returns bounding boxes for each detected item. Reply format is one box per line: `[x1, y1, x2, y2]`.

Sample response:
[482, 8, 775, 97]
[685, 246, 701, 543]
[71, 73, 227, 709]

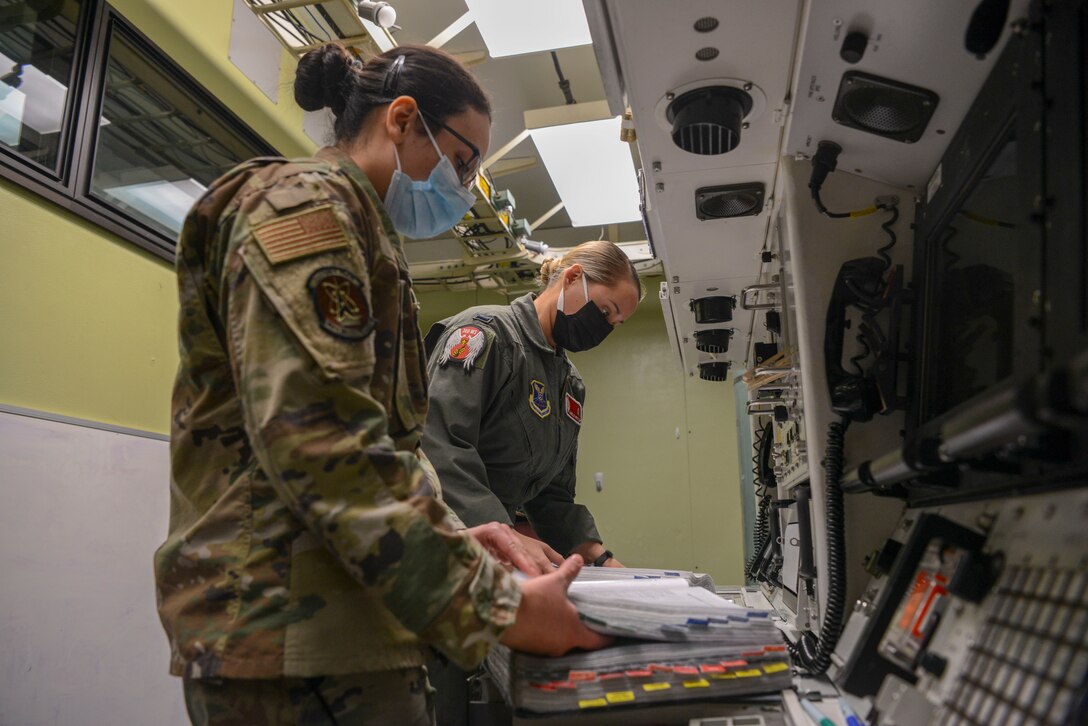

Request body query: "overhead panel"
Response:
[784, 0, 1031, 190]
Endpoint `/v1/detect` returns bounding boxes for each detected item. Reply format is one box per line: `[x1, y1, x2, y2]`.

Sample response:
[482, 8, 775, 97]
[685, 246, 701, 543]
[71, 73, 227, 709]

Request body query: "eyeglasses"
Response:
[419, 109, 481, 188]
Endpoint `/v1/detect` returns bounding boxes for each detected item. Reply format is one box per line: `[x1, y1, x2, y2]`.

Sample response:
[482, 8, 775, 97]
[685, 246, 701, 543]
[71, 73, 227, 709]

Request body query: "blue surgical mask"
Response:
[383, 116, 475, 239]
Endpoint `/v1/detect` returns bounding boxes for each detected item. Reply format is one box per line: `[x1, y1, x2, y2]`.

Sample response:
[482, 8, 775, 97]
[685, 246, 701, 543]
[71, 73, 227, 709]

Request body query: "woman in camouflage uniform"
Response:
[154, 43, 607, 726]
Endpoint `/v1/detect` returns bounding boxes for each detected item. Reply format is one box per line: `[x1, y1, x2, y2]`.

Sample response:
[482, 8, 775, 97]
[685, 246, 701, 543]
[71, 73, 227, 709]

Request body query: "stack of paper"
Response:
[486, 568, 790, 715]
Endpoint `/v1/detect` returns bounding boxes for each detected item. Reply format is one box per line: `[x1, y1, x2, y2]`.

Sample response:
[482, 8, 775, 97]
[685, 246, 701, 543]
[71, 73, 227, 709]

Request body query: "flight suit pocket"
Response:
[238, 233, 376, 382]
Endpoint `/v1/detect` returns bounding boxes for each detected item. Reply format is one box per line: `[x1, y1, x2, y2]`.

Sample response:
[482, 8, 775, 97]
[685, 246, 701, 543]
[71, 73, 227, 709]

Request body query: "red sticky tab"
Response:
[600, 672, 625, 680]
[625, 669, 653, 678]
[569, 670, 597, 682]
[673, 666, 699, 675]
[763, 645, 787, 652]
[700, 664, 726, 674]
[720, 660, 748, 668]
[649, 664, 673, 673]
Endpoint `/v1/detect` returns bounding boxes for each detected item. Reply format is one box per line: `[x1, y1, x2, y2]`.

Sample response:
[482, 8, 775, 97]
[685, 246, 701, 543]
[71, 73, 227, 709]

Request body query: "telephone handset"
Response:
[825, 256, 904, 422]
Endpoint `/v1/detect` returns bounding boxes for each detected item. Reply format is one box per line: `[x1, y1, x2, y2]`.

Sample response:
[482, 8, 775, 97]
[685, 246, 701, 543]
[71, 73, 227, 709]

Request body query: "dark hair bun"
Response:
[294, 44, 354, 115]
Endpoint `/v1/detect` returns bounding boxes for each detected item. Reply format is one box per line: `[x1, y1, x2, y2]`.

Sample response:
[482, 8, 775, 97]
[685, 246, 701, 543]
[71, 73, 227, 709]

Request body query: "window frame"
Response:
[0, 0, 277, 262]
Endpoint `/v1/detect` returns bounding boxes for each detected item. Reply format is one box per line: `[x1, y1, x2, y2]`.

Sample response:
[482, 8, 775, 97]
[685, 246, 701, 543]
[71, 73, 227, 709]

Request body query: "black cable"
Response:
[306, 677, 339, 725]
[812, 187, 852, 218]
[876, 204, 899, 271]
[550, 50, 575, 105]
[787, 418, 849, 675]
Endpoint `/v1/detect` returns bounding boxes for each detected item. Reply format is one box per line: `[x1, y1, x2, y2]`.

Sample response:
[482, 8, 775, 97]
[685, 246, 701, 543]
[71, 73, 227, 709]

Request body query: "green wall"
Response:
[418, 285, 746, 584]
[0, 0, 313, 434]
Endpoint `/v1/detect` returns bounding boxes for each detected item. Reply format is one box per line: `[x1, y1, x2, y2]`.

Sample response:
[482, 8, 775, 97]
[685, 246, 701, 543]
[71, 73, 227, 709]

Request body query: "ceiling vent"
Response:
[666, 86, 753, 155]
[831, 71, 939, 143]
[694, 328, 734, 354]
[699, 362, 732, 381]
[695, 182, 765, 220]
[690, 295, 736, 324]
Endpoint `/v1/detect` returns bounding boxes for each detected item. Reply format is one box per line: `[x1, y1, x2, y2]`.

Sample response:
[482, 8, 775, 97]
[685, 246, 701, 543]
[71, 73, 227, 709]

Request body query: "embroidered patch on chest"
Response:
[253, 205, 349, 265]
[564, 392, 583, 425]
[529, 379, 552, 418]
[440, 325, 492, 370]
[307, 267, 375, 340]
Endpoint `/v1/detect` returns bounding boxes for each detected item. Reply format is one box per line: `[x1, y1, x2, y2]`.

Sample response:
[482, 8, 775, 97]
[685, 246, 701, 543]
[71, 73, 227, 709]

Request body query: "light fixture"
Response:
[465, 0, 591, 58]
[525, 101, 640, 227]
[356, 1, 396, 29]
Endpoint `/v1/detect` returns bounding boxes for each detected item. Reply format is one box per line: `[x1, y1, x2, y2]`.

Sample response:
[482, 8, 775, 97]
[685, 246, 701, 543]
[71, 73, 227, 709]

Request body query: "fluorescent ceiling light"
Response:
[530, 116, 640, 227]
[0, 51, 69, 137]
[465, 0, 591, 58]
[103, 178, 208, 234]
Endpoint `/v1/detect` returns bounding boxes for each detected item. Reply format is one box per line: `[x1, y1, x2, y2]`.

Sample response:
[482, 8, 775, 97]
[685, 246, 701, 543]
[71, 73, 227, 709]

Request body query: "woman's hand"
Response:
[499, 556, 613, 656]
[466, 522, 562, 576]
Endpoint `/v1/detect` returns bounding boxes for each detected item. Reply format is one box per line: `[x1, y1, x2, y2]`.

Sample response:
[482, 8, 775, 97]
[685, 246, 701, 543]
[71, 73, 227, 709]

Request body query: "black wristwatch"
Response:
[592, 549, 613, 567]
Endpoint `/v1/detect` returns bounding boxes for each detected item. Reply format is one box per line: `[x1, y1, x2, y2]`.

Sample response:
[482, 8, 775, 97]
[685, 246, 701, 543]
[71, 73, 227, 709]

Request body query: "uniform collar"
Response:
[512, 293, 565, 358]
[315, 146, 408, 262]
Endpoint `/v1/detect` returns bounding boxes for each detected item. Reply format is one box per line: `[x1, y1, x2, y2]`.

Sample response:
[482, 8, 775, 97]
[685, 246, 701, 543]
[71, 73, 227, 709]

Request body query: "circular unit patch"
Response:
[307, 267, 372, 340]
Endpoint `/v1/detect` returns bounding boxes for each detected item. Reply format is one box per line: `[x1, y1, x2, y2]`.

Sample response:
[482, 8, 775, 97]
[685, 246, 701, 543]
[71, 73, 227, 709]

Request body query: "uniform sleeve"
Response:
[223, 173, 518, 670]
[522, 445, 602, 557]
[421, 325, 514, 527]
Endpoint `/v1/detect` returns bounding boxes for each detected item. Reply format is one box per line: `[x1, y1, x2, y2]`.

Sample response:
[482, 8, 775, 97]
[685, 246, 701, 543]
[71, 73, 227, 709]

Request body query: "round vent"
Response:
[694, 17, 719, 32]
[694, 328, 733, 354]
[699, 362, 732, 381]
[696, 182, 765, 220]
[831, 71, 939, 143]
[666, 87, 753, 155]
[690, 295, 736, 324]
[695, 47, 719, 61]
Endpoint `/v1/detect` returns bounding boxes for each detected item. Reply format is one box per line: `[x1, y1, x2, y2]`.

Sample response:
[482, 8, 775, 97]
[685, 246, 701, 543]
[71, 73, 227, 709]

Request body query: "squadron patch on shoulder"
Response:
[440, 325, 492, 370]
[254, 204, 349, 265]
[564, 393, 583, 425]
[529, 379, 552, 418]
[307, 267, 375, 340]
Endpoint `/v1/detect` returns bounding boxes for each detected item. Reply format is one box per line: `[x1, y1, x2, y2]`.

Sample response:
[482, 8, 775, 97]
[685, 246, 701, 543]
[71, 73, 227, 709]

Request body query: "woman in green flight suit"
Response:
[422, 241, 643, 572]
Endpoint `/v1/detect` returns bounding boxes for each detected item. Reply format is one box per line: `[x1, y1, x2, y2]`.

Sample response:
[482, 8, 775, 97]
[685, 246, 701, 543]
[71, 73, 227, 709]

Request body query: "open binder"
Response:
[486, 568, 790, 715]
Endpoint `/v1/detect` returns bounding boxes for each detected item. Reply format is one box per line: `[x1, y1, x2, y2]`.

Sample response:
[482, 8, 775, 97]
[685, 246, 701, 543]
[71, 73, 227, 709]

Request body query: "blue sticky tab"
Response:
[665, 571, 680, 576]
[686, 618, 709, 627]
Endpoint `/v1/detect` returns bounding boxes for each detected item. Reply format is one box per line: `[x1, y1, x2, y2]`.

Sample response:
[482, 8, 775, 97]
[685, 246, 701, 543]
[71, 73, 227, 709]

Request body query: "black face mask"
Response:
[553, 274, 614, 352]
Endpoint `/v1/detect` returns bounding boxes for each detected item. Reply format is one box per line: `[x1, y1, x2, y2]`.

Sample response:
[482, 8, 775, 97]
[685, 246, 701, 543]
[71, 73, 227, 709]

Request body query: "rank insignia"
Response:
[254, 204, 349, 265]
[440, 325, 491, 370]
[529, 379, 551, 418]
[307, 267, 375, 340]
[565, 393, 583, 425]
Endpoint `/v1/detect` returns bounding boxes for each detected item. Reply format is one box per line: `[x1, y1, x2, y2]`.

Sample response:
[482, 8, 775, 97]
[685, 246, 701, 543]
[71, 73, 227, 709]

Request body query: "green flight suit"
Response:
[153, 147, 521, 703]
[421, 293, 602, 558]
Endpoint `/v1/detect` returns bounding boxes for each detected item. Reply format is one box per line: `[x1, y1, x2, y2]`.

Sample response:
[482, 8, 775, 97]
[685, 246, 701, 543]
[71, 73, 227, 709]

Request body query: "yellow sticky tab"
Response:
[643, 682, 671, 692]
[578, 698, 607, 709]
[253, 205, 349, 265]
[763, 662, 790, 674]
[683, 679, 711, 688]
[711, 673, 737, 680]
[606, 691, 635, 703]
[734, 669, 763, 678]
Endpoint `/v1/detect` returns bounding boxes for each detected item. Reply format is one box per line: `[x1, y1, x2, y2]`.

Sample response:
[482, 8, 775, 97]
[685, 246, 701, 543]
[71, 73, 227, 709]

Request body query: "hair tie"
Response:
[382, 55, 405, 98]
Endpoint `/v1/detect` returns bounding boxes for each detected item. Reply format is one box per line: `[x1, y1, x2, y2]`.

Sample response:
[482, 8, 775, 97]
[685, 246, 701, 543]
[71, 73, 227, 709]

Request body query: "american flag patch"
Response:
[252, 205, 349, 264]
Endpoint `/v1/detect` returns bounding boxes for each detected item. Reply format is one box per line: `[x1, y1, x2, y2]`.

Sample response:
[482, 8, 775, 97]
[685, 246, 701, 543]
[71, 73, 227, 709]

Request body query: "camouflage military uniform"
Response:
[153, 147, 521, 719]
[421, 295, 601, 558]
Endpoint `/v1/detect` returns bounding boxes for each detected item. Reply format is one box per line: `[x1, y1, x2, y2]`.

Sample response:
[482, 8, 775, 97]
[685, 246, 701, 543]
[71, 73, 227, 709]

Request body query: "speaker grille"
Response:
[695, 47, 719, 61]
[694, 17, 719, 32]
[694, 328, 734, 354]
[832, 71, 939, 143]
[695, 182, 765, 220]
